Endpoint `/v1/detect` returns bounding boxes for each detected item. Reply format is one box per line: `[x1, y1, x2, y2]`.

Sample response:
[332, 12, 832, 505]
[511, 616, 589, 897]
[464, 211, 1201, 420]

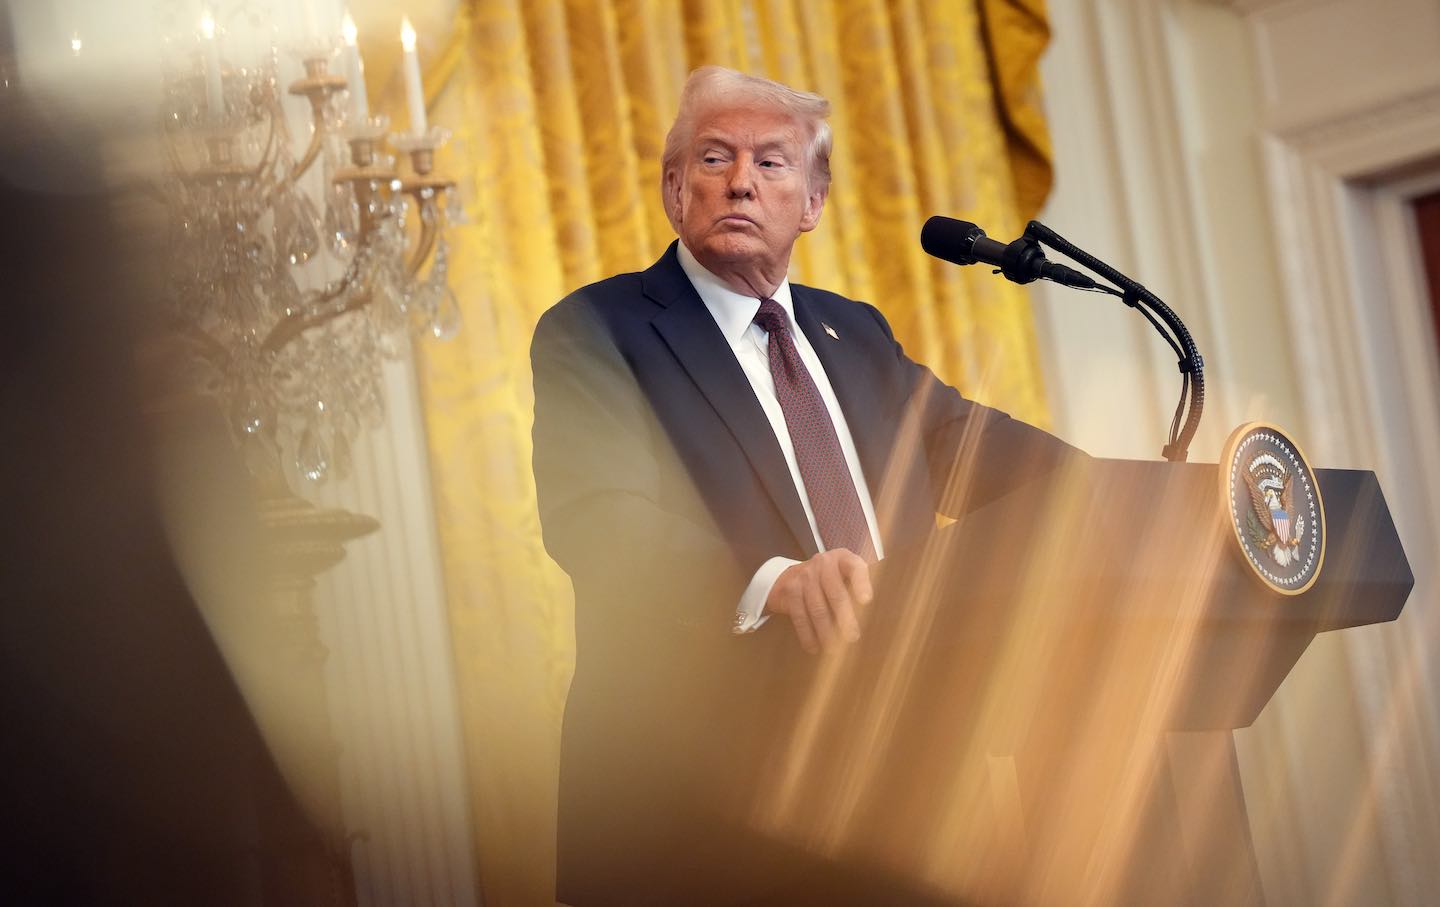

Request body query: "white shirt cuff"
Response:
[732, 556, 799, 634]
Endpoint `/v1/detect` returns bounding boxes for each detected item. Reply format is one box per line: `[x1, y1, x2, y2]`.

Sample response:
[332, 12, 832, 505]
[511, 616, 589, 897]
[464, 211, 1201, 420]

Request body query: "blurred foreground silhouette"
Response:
[0, 18, 341, 905]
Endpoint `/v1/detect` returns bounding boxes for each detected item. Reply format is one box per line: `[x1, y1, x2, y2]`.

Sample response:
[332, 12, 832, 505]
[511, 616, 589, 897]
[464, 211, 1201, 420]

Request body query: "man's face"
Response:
[666, 104, 826, 279]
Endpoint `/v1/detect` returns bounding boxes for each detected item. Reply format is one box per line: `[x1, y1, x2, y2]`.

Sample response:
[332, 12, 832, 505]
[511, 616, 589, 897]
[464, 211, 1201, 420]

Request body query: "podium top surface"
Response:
[867, 458, 1412, 730]
[1081, 460, 1411, 632]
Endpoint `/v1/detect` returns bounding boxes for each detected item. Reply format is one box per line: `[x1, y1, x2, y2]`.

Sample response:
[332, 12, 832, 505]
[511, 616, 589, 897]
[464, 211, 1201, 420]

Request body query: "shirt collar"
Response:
[676, 241, 794, 345]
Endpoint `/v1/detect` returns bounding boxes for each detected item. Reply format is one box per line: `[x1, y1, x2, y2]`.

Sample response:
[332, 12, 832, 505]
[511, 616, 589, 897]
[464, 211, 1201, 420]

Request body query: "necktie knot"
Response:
[753, 298, 788, 335]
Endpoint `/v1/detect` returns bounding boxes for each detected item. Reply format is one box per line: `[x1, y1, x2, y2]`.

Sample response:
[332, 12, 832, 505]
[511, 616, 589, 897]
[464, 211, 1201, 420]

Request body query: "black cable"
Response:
[1170, 372, 1189, 446]
[1107, 287, 1186, 361]
[1025, 220, 1205, 462]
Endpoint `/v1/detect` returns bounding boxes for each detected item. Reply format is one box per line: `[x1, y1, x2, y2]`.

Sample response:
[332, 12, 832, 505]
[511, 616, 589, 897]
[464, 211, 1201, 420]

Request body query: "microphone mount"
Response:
[995, 232, 1100, 290]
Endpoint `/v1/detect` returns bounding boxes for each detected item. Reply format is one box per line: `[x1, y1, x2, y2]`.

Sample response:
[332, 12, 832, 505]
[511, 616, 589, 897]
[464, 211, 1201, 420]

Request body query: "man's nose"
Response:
[726, 157, 756, 199]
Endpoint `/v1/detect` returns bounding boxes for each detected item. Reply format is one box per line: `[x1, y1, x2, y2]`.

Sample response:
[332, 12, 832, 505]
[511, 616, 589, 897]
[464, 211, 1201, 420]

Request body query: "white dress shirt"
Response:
[675, 243, 885, 634]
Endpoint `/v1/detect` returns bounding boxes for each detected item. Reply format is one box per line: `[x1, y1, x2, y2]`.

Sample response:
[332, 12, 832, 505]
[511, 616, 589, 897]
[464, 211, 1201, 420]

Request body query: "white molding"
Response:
[1258, 137, 1374, 462]
[1240, 0, 1440, 157]
[1255, 27, 1440, 906]
[1205, 0, 1313, 15]
[309, 352, 482, 907]
[1363, 166, 1440, 848]
[1278, 86, 1440, 177]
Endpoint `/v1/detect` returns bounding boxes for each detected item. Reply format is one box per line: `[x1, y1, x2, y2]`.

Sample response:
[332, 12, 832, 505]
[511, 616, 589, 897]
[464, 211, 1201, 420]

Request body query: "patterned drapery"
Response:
[401, 2, 1052, 902]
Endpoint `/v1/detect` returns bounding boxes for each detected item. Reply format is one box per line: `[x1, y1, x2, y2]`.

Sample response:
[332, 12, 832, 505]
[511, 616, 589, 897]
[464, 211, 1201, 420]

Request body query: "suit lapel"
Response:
[644, 246, 817, 557]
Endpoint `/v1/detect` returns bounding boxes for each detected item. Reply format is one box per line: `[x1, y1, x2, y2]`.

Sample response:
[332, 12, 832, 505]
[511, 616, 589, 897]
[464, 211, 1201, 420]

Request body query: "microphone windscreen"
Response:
[920, 216, 984, 266]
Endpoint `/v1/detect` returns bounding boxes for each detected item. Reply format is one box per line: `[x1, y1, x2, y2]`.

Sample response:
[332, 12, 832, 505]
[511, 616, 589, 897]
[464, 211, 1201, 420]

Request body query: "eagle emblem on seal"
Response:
[1242, 456, 1305, 568]
[1220, 422, 1326, 596]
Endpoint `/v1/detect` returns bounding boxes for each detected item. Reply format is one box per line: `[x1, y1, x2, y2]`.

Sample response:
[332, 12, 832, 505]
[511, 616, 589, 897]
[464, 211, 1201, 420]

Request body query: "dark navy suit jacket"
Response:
[531, 242, 1075, 905]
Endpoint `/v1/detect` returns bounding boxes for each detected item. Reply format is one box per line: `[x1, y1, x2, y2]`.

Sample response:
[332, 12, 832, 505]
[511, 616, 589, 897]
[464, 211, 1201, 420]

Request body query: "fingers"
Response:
[841, 552, 873, 609]
[818, 554, 860, 644]
[768, 550, 875, 654]
[801, 562, 837, 652]
[786, 588, 820, 655]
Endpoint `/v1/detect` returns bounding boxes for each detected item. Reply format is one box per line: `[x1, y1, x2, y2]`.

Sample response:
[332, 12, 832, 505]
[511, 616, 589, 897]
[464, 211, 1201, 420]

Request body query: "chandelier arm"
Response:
[250, 93, 295, 188]
[259, 219, 381, 355]
[279, 69, 346, 193]
[406, 196, 440, 276]
[317, 269, 359, 304]
[354, 178, 383, 237]
[396, 161, 454, 276]
[261, 288, 374, 354]
[285, 115, 328, 188]
[252, 111, 280, 181]
[255, 98, 302, 204]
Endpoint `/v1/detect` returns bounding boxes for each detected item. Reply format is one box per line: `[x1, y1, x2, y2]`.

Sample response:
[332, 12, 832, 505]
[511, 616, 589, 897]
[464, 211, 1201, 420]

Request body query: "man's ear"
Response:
[664, 169, 684, 226]
[799, 185, 828, 233]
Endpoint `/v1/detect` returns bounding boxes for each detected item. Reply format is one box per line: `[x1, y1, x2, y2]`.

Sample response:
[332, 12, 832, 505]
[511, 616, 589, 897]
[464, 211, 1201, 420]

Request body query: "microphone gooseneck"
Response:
[920, 215, 1205, 463]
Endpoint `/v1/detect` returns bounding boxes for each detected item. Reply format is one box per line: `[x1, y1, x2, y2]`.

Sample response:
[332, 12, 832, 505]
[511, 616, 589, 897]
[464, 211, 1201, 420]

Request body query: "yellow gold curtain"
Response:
[390, 1, 1054, 902]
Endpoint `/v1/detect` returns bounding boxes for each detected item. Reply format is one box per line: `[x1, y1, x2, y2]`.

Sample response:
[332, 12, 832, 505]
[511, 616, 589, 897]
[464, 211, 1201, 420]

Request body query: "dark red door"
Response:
[1414, 190, 1440, 355]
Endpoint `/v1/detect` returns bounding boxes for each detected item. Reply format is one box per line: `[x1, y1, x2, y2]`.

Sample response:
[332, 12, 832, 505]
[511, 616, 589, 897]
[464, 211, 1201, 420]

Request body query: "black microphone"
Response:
[920, 216, 1098, 290]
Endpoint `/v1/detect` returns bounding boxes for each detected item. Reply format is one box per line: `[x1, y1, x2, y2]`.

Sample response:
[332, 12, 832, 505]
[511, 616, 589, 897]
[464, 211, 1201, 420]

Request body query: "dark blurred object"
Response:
[0, 29, 347, 907]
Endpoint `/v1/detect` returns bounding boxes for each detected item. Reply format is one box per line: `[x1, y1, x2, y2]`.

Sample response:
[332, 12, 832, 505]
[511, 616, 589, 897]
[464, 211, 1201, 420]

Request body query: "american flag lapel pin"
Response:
[822, 322, 839, 340]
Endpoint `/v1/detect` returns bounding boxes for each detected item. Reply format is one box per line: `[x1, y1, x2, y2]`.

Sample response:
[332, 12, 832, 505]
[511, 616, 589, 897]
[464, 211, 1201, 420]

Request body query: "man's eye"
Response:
[759, 159, 784, 169]
[703, 155, 725, 165]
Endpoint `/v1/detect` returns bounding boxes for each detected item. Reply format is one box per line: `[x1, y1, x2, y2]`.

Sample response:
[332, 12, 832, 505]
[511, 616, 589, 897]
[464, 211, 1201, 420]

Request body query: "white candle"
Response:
[342, 12, 368, 121]
[400, 17, 426, 135]
[200, 11, 224, 120]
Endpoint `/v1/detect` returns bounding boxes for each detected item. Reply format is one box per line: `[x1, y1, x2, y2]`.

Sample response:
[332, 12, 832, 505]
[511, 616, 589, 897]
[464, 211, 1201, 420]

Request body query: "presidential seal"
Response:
[1220, 422, 1326, 595]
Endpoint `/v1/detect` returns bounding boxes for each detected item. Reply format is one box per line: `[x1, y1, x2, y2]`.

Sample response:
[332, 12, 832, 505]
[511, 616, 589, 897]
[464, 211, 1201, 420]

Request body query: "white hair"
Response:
[660, 66, 833, 216]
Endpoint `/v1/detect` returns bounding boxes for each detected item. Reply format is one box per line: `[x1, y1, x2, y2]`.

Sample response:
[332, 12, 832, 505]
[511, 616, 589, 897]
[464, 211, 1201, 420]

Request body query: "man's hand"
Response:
[765, 549, 873, 654]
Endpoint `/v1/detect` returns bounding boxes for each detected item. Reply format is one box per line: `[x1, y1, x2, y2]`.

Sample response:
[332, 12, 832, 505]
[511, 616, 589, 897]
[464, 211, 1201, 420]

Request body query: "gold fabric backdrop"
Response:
[390, 1, 1053, 902]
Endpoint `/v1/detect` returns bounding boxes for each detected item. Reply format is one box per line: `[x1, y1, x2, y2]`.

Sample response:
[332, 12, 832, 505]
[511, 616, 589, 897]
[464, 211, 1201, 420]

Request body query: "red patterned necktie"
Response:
[753, 298, 874, 560]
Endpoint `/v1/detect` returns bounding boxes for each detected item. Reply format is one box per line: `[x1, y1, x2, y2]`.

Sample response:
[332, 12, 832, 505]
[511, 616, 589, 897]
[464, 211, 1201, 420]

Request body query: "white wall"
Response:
[1034, 1, 1440, 903]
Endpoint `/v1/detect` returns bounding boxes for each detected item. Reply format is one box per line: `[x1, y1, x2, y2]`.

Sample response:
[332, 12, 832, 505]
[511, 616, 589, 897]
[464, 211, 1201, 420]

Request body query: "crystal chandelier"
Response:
[161, 9, 459, 488]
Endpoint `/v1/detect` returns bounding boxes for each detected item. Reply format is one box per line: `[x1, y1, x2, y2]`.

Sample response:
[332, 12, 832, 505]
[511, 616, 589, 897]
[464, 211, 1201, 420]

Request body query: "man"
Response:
[532, 66, 1075, 906]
